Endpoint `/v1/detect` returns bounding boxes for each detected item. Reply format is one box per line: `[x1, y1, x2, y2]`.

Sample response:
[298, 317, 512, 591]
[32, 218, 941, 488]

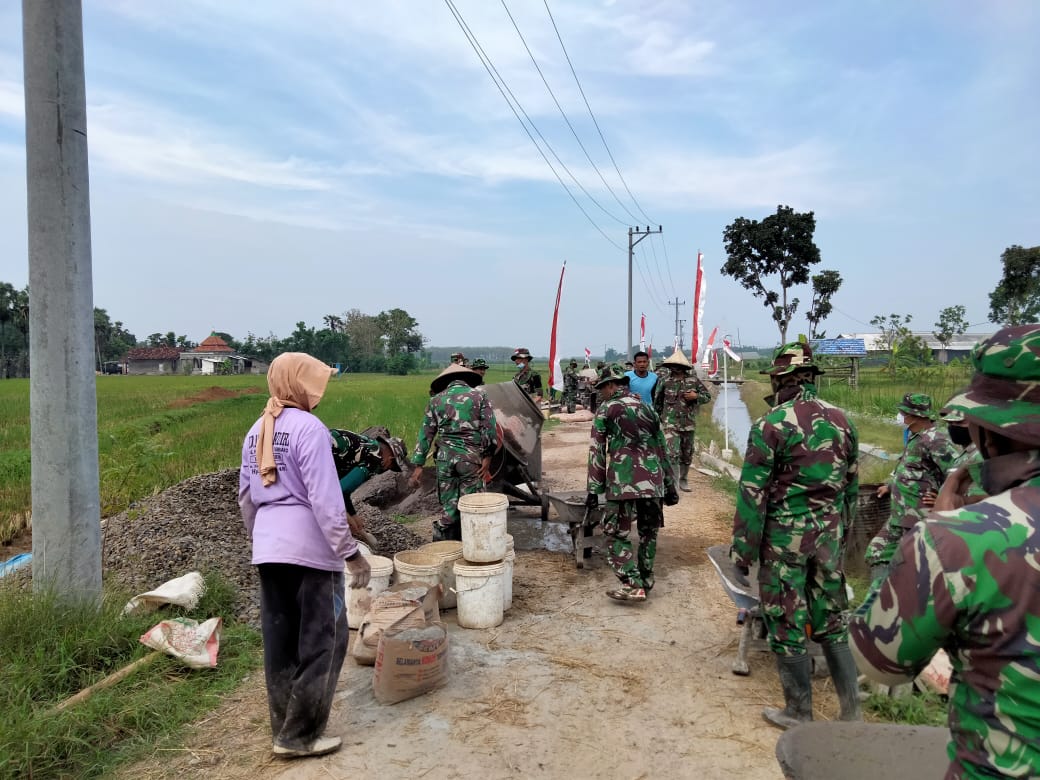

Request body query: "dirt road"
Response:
[126, 420, 843, 780]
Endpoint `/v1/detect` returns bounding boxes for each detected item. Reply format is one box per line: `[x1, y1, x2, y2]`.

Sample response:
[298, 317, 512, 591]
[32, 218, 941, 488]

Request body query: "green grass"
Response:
[0, 572, 261, 778]
[865, 689, 948, 727]
[0, 372, 439, 542]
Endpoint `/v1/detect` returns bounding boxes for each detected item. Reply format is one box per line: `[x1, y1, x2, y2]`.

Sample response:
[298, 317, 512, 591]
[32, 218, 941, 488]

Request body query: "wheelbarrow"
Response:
[706, 545, 828, 677]
[483, 380, 550, 521]
[546, 491, 604, 569]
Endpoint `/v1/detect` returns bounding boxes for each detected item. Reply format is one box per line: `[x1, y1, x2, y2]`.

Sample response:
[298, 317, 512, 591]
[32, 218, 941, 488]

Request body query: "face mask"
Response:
[895, 412, 905, 425]
[948, 425, 973, 447]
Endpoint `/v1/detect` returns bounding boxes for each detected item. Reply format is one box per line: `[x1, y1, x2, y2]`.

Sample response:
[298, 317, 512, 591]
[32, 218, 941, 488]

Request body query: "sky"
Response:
[0, 1, 1037, 358]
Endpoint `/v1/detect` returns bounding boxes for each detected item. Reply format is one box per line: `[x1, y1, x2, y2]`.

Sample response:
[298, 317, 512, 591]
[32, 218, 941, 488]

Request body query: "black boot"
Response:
[763, 653, 813, 730]
[822, 641, 862, 721]
[679, 465, 691, 491]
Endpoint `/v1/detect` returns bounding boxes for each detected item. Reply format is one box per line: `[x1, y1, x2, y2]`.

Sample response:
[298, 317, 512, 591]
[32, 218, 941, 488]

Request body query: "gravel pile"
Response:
[101, 469, 430, 628]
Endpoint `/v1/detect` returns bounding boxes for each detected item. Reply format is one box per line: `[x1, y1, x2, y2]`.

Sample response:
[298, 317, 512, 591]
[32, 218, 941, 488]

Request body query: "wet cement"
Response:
[506, 507, 572, 553]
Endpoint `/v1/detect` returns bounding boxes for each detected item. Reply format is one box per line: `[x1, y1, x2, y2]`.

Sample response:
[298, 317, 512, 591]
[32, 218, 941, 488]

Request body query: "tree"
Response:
[344, 309, 384, 362]
[806, 270, 843, 340]
[989, 245, 1040, 326]
[376, 308, 423, 354]
[933, 305, 969, 363]
[722, 205, 822, 344]
[870, 313, 914, 373]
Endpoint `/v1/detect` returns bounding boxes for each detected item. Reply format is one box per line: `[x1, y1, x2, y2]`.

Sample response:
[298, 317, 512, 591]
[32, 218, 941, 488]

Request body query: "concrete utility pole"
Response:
[627, 225, 662, 359]
[668, 298, 686, 353]
[23, 0, 102, 602]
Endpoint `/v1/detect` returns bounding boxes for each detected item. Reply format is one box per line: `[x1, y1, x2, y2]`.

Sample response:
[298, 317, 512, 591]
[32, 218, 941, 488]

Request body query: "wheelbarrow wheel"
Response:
[540, 492, 550, 522]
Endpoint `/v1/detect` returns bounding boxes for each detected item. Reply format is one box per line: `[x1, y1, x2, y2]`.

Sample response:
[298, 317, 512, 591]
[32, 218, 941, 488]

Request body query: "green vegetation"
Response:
[0, 572, 261, 778]
[865, 689, 948, 727]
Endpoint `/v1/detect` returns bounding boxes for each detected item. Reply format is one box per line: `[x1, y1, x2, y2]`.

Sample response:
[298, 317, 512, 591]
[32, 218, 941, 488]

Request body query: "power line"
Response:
[500, 0, 638, 226]
[644, 231, 674, 300]
[636, 241, 667, 313]
[542, 0, 657, 225]
[657, 233, 679, 293]
[443, 0, 623, 250]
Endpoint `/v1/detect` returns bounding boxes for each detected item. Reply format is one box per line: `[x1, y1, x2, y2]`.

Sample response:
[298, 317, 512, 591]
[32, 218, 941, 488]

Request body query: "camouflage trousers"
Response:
[562, 386, 577, 413]
[434, 450, 484, 538]
[864, 510, 920, 568]
[759, 527, 849, 655]
[601, 498, 664, 590]
[663, 427, 695, 467]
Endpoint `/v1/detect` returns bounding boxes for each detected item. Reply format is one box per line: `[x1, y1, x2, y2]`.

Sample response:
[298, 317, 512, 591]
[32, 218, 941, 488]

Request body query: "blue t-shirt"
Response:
[625, 371, 657, 405]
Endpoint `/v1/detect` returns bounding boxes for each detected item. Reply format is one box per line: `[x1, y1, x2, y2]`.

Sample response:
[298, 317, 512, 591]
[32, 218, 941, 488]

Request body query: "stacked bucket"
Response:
[452, 492, 512, 629]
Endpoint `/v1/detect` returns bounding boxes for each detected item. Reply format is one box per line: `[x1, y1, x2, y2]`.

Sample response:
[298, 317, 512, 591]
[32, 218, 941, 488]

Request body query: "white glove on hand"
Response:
[345, 554, 371, 589]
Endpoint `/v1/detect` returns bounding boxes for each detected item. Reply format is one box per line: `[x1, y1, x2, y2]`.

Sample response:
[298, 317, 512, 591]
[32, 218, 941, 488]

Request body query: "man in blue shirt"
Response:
[625, 351, 658, 405]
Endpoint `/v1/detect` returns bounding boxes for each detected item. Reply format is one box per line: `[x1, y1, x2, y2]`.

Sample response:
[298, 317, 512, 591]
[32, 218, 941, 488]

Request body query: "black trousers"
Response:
[258, 563, 348, 749]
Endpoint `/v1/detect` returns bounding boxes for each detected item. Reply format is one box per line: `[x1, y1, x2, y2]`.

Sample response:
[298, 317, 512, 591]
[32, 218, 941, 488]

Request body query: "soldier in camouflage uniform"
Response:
[864, 393, 959, 580]
[730, 342, 861, 729]
[850, 324, 1040, 779]
[449, 352, 467, 366]
[586, 363, 678, 602]
[562, 359, 580, 413]
[330, 427, 408, 537]
[409, 364, 498, 541]
[469, 357, 488, 384]
[511, 347, 542, 401]
[653, 349, 712, 492]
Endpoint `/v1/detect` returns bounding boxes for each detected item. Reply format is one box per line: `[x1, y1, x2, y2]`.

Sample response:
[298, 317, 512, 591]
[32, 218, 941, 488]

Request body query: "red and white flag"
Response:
[691, 252, 706, 361]
[722, 337, 742, 363]
[701, 327, 718, 368]
[548, 261, 566, 392]
[584, 347, 591, 366]
[639, 313, 646, 351]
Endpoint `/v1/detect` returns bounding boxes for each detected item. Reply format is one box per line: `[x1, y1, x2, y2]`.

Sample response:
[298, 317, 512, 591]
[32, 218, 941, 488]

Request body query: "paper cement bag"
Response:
[373, 621, 449, 705]
[350, 587, 432, 667]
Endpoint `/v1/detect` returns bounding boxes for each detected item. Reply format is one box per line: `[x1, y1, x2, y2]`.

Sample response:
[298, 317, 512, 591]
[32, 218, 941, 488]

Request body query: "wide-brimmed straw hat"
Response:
[660, 349, 694, 370]
[430, 363, 482, 395]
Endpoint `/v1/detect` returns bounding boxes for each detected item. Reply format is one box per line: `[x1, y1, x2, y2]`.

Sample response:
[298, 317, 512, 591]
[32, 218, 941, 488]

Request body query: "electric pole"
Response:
[628, 225, 662, 359]
[24, 0, 102, 602]
[668, 298, 686, 353]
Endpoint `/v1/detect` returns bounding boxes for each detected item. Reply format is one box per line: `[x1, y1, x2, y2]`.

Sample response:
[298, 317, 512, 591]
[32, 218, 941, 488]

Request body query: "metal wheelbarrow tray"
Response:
[546, 491, 604, 569]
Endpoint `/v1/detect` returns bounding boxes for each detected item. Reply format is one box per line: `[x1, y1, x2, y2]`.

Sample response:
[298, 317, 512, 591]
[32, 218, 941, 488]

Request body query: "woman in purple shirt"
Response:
[239, 352, 370, 759]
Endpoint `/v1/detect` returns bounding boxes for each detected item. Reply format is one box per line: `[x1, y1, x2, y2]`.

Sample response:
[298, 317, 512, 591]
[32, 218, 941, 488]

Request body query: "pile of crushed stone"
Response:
[101, 469, 432, 628]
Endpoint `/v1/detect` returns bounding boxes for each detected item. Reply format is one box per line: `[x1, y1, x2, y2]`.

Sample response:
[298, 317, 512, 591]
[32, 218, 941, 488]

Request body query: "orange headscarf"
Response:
[257, 352, 335, 487]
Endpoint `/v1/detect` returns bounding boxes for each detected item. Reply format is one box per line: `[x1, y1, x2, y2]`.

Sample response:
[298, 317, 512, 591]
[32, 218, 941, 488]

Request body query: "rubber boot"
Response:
[679, 465, 691, 492]
[822, 641, 862, 721]
[762, 653, 813, 730]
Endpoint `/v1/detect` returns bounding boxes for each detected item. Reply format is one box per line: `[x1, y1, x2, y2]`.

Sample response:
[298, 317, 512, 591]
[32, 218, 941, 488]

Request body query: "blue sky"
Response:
[0, 1, 1037, 358]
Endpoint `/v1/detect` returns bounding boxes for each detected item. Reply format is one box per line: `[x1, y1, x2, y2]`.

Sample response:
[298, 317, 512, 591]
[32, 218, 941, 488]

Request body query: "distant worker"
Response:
[511, 347, 543, 403]
[409, 363, 498, 541]
[730, 342, 861, 730]
[562, 359, 580, 413]
[625, 351, 658, 405]
[864, 393, 958, 581]
[449, 352, 467, 367]
[330, 427, 409, 539]
[586, 363, 678, 603]
[653, 349, 712, 491]
[850, 325, 1040, 779]
[469, 358, 489, 384]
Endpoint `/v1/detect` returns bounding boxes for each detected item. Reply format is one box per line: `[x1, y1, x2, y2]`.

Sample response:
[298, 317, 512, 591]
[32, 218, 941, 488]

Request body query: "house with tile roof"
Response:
[177, 334, 267, 375]
[124, 346, 183, 375]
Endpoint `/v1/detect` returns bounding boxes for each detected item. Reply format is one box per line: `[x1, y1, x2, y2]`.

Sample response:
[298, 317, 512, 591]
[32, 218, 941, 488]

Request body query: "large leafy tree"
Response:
[933, 305, 969, 363]
[989, 245, 1040, 326]
[806, 270, 843, 340]
[722, 205, 822, 344]
[377, 308, 423, 354]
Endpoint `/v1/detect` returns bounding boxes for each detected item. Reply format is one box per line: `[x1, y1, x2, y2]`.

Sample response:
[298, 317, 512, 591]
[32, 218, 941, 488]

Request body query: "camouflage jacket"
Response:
[731, 382, 859, 567]
[514, 365, 543, 397]
[588, 388, 673, 501]
[652, 373, 712, 431]
[330, 428, 382, 515]
[889, 425, 959, 530]
[850, 449, 1040, 779]
[410, 380, 497, 464]
[563, 365, 579, 391]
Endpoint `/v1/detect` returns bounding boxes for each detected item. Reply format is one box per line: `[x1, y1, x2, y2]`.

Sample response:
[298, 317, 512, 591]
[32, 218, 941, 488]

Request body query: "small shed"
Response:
[813, 338, 867, 387]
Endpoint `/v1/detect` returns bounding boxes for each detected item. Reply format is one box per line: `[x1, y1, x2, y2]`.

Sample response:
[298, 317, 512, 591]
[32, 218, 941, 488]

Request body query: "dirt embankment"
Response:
[119, 420, 848, 780]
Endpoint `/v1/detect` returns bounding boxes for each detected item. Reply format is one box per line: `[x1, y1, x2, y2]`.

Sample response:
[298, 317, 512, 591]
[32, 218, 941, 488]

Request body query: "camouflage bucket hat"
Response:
[375, 435, 409, 472]
[897, 392, 936, 421]
[594, 362, 631, 388]
[511, 347, 533, 362]
[939, 401, 966, 423]
[942, 324, 1040, 445]
[470, 358, 489, 370]
[760, 342, 824, 377]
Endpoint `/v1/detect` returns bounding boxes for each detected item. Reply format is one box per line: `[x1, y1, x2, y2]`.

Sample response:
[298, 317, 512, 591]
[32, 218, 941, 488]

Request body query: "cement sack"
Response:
[384, 581, 441, 623]
[140, 616, 221, 669]
[351, 584, 438, 667]
[122, 571, 205, 616]
[373, 622, 449, 705]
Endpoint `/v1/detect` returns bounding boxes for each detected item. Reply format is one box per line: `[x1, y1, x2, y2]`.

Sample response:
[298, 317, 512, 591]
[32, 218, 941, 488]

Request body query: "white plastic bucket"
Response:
[346, 554, 393, 631]
[458, 492, 509, 563]
[453, 560, 506, 629]
[393, 551, 443, 593]
[418, 540, 465, 610]
[502, 549, 515, 611]
[356, 541, 373, 557]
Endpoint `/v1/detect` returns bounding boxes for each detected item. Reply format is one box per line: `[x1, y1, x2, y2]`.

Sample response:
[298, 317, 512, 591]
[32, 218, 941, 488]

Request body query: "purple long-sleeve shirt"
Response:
[239, 407, 358, 570]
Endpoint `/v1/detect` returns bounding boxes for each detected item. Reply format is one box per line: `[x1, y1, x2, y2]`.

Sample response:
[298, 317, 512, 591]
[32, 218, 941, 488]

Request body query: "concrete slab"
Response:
[775, 722, 949, 779]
